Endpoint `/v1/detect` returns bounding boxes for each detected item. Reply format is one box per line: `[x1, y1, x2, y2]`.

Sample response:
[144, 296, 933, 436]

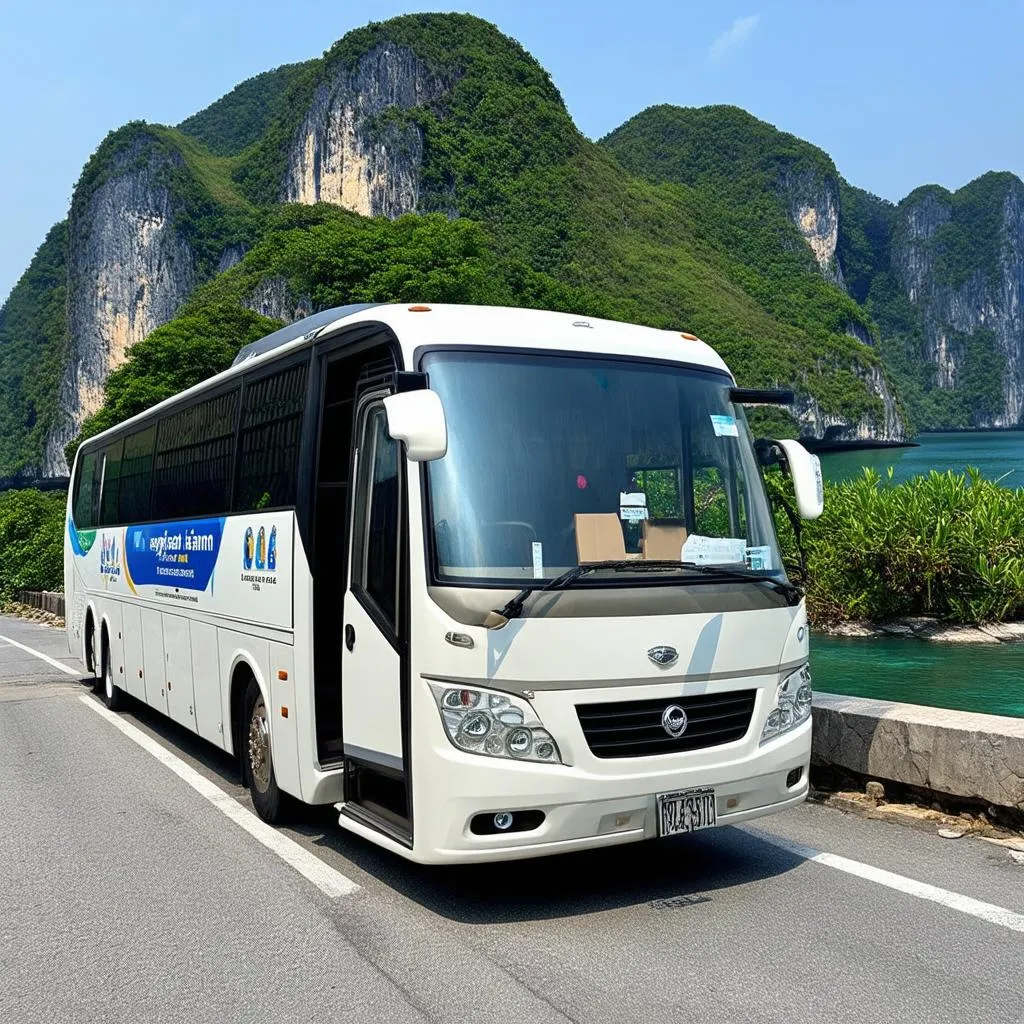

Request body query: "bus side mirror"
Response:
[383, 389, 448, 461]
[759, 438, 824, 519]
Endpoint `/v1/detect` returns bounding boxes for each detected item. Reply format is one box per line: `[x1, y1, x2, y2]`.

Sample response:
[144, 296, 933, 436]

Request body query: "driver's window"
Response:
[352, 403, 400, 631]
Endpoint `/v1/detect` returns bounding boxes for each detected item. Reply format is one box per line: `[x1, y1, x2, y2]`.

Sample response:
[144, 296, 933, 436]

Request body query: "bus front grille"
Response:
[575, 690, 757, 758]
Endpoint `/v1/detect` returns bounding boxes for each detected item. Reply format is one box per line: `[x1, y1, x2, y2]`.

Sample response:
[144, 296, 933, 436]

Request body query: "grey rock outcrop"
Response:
[44, 134, 195, 474]
[245, 276, 313, 324]
[890, 176, 1024, 427]
[284, 43, 447, 217]
[216, 244, 247, 274]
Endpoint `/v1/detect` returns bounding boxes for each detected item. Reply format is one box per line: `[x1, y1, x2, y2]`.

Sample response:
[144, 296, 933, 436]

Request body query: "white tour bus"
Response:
[65, 302, 823, 864]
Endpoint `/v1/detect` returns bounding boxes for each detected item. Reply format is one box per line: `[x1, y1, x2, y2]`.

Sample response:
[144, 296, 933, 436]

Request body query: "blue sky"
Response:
[2, 1, 1023, 302]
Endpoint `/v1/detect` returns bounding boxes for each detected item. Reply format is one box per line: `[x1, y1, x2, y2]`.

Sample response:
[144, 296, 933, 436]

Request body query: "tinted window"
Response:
[118, 426, 156, 523]
[97, 440, 123, 526]
[152, 389, 239, 520]
[423, 351, 784, 584]
[234, 362, 308, 512]
[352, 404, 400, 628]
[72, 451, 100, 528]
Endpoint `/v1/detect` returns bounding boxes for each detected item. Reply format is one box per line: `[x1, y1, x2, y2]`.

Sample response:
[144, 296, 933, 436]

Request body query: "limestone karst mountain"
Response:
[1, 13, 1019, 478]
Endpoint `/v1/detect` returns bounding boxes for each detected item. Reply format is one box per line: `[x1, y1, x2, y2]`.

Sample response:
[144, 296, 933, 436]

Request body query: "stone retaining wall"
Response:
[812, 692, 1024, 811]
[13, 590, 65, 617]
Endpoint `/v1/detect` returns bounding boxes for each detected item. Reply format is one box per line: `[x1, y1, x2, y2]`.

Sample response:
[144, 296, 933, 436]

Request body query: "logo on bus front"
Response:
[242, 524, 278, 591]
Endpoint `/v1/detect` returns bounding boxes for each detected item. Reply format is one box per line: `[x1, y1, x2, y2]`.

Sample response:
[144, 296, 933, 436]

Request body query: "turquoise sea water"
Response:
[812, 430, 1024, 717]
[820, 430, 1024, 486]
[810, 634, 1024, 718]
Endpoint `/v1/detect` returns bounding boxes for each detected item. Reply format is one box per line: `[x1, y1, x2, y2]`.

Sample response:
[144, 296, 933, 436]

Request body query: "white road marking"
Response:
[0, 633, 81, 676]
[741, 825, 1024, 934]
[79, 695, 360, 899]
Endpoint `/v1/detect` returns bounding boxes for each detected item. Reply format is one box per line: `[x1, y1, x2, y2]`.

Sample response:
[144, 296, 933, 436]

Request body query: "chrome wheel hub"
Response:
[248, 697, 271, 793]
[104, 661, 113, 700]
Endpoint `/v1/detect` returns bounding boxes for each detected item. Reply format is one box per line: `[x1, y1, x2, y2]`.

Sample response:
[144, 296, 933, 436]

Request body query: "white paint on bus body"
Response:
[62, 303, 824, 864]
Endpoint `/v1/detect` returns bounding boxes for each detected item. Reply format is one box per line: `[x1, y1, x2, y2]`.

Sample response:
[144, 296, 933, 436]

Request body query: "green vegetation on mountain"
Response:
[599, 105, 887, 422]
[178, 61, 318, 157]
[836, 182, 894, 306]
[0, 223, 68, 478]
[51, 14, 896, 461]
[908, 173, 1016, 292]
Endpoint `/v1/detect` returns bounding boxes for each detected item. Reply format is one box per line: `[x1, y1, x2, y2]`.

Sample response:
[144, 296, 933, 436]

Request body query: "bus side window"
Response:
[98, 440, 123, 527]
[72, 451, 99, 528]
[352, 404, 400, 632]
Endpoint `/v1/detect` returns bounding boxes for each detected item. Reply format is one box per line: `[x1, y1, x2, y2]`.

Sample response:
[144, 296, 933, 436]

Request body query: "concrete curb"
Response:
[812, 692, 1024, 811]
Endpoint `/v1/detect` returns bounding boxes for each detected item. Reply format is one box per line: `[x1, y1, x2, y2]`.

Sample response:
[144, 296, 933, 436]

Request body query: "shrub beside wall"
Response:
[770, 467, 1024, 625]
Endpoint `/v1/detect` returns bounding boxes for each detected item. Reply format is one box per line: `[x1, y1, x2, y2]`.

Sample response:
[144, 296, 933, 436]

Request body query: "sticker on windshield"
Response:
[532, 541, 544, 579]
[682, 534, 747, 565]
[619, 491, 649, 522]
[745, 545, 773, 571]
[710, 414, 738, 437]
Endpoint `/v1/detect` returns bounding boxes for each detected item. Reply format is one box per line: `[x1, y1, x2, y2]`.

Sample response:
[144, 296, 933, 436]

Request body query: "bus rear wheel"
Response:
[87, 619, 102, 692]
[244, 678, 286, 824]
[101, 643, 125, 711]
[90, 622, 104, 696]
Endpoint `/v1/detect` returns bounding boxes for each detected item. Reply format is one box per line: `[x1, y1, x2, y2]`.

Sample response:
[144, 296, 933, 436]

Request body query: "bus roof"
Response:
[76, 303, 732, 454]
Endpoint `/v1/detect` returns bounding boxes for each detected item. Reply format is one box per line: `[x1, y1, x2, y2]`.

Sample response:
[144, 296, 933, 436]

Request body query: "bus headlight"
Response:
[429, 684, 563, 764]
[760, 665, 812, 745]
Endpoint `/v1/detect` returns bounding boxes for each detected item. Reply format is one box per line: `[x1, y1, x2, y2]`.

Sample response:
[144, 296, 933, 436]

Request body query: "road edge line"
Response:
[739, 825, 1024, 934]
[78, 694, 359, 899]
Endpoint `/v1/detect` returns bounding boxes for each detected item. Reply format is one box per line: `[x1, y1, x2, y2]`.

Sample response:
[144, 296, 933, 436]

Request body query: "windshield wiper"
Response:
[488, 559, 802, 626]
[673, 562, 804, 605]
[491, 559, 685, 624]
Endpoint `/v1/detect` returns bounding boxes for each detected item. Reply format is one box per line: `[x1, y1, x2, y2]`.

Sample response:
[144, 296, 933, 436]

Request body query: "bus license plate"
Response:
[657, 787, 717, 837]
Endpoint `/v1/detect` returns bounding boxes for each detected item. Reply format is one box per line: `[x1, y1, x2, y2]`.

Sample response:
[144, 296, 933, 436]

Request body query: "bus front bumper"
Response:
[411, 720, 811, 864]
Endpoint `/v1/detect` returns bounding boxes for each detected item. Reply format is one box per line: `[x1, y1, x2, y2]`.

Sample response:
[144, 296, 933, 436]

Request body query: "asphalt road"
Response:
[2, 612, 1022, 1024]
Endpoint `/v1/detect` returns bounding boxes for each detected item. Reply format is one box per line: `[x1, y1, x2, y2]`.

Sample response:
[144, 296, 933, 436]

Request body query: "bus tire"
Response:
[101, 641, 125, 711]
[91, 625, 105, 694]
[86, 617, 101, 690]
[244, 677, 286, 824]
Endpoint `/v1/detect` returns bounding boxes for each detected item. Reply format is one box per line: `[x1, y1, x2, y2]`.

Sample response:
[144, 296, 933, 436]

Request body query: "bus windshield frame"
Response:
[419, 347, 787, 591]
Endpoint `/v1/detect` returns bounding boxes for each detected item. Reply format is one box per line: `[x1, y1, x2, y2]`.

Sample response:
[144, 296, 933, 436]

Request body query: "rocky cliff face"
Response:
[44, 135, 195, 474]
[889, 177, 1024, 427]
[245, 276, 312, 323]
[779, 166, 844, 286]
[283, 43, 447, 216]
[793, 362, 904, 441]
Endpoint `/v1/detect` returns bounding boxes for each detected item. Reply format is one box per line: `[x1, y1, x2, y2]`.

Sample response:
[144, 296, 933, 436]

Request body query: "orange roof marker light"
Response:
[408, 305, 432, 312]
[680, 332, 700, 341]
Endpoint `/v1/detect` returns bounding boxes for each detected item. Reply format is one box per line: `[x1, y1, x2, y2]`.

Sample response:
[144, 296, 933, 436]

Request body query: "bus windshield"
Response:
[422, 350, 786, 587]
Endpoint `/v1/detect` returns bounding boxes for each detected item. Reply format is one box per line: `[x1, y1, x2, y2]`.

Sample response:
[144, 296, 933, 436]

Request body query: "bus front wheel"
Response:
[244, 678, 285, 824]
